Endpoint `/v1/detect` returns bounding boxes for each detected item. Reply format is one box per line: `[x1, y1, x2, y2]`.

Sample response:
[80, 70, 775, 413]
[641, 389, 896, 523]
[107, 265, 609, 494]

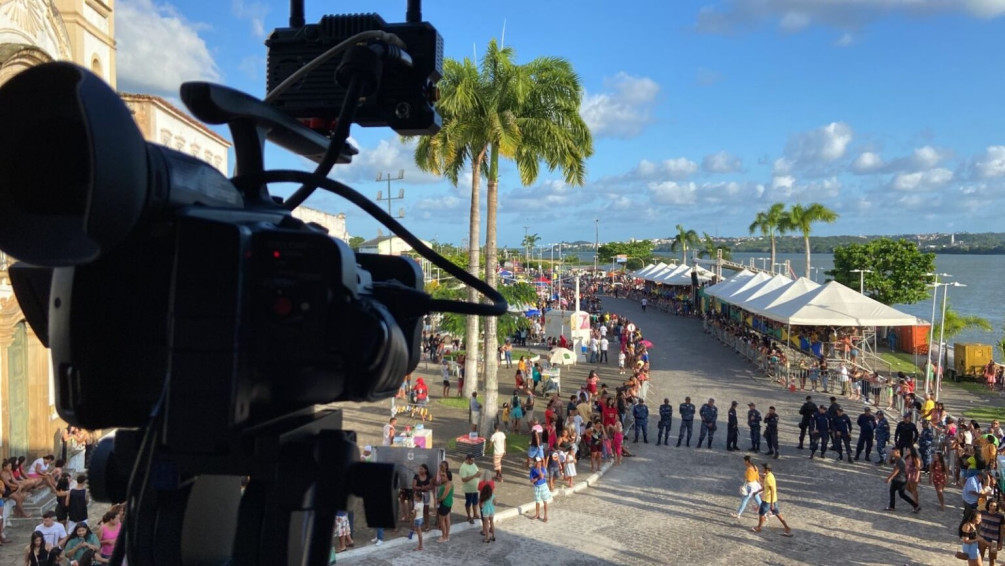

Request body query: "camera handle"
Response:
[96, 409, 400, 566]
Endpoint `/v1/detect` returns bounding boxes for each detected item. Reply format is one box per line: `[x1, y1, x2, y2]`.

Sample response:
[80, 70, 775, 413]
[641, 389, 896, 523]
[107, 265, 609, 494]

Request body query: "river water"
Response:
[593, 251, 1004, 357]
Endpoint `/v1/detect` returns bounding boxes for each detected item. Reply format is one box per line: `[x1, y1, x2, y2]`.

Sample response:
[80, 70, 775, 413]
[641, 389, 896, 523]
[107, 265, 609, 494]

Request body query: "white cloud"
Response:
[334, 137, 441, 185]
[413, 195, 465, 220]
[834, 32, 857, 46]
[851, 151, 884, 174]
[771, 175, 795, 191]
[974, 145, 1005, 179]
[889, 168, 954, 191]
[778, 122, 852, 175]
[635, 158, 699, 180]
[765, 175, 841, 200]
[116, 0, 221, 96]
[911, 146, 944, 169]
[648, 181, 698, 205]
[232, 0, 270, 38]
[581, 73, 660, 139]
[696, 0, 1005, 35]
[702, 150, 744, 173]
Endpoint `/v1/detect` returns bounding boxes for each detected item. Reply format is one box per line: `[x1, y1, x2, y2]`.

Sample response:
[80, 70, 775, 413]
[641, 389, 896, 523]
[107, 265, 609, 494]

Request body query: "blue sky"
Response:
[115, 0, 1005, 247]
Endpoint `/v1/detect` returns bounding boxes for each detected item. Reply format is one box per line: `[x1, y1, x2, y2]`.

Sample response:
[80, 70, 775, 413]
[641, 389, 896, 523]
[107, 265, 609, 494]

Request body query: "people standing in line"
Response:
[885, 448, 921, 513]
[632, 399, 649, 443]
[489, 423, 507, 482]
[764, 407, 780, 459]
[726, 401, 740, 451]
[752, 464, 793, 537]
[731, 455, 763, 520]
[797, 396, 816, 450]
[875, 410, 891, 465]
[677, 397, 695, 447]
[747, 403, 762, 453]
[809, 405, 830, 460]
[657, 398, 673, 446]
[855, 407, 877, 462]
[698, 398, 718, 449]
[832, 408, 853, 462]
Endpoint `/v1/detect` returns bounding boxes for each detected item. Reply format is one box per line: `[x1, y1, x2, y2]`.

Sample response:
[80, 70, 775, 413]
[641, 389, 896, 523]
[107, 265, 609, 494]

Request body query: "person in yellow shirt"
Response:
[731, 455, 762, 519]
[752, 463, 793, 536]
[921, 394, 936, 422]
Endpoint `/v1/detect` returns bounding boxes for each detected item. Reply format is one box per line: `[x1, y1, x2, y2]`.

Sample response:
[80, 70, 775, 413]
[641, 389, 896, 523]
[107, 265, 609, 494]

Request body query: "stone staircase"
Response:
[5, 486, 59, 530]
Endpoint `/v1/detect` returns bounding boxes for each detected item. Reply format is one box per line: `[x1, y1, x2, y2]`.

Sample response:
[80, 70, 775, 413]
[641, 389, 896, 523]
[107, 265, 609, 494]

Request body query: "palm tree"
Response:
[748, 203, 788, 273]
[522, 233, 541, 268]
[784, 203, 838, 278]
[412, 40, 592, 430]
[696, 232, 732, 261]
[933, 302, 992, 343]
[670, 224, 700, 265]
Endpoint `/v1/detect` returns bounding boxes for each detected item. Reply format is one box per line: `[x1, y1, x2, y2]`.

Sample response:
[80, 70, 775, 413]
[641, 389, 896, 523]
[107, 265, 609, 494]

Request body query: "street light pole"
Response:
[935, 281, 966, 401]
[923, 272, 951, 394]
[594, 218, 599, 275]
[850, 268, 873, 294]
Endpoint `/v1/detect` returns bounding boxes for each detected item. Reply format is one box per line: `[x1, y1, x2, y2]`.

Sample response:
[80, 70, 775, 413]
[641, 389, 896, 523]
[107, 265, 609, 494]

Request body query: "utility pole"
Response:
[594, 218, 599, 275]
[376, 170, 405, 255]
[523, 226, 530, 271]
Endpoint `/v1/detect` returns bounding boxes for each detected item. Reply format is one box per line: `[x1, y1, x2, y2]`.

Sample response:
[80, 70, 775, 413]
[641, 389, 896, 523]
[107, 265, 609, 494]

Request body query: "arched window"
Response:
[90, 56, 102, 79]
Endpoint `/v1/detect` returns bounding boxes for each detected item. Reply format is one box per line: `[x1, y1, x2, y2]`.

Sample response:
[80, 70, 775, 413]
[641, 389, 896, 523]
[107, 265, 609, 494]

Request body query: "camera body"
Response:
[266, 12, 443, 135]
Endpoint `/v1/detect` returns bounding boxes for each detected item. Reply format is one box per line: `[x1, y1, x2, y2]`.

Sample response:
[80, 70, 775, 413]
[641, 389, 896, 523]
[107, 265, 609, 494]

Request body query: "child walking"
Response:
[564, 447, 577, 487]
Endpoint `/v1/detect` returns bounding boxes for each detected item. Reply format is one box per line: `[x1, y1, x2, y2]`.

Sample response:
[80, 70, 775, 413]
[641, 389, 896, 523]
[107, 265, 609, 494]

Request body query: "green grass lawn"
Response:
[877, 352, 923, 375]
[437, 397, 469, 410]
[962, 406, 1005, 422]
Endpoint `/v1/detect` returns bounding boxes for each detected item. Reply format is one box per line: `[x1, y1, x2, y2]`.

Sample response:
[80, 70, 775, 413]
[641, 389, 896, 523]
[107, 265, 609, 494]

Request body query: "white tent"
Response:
[715, 272, 773, 303]
[652, 264, 690, 283]
[643, 264, 678, 281]
[662, 264, 716, 286]
[633, 263, 663, 278]
[704, 270, 756, 300]
[727, 274, 792, 305]
[759, 280, 928, 327]
[743, 277, 821, 317]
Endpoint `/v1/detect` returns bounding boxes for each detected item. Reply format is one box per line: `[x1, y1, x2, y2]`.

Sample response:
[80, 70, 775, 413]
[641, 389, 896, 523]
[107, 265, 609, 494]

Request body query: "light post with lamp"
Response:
[849, 268, 873, 294]
[923, 272, 951, 393]
[935, 281, 966, 401]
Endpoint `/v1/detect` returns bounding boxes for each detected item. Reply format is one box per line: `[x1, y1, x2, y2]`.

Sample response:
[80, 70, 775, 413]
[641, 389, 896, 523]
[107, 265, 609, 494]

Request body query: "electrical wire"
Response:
[264, 30, 405, 103]
[231, 169, 508, 317]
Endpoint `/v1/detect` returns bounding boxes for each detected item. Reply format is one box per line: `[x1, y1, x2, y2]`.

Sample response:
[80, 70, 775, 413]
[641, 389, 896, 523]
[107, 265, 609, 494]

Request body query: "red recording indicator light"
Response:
[272, 250, 281, 259]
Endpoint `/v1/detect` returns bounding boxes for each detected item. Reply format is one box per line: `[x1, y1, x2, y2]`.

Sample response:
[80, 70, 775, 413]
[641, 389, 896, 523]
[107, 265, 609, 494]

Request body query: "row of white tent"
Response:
[699, 270, 928, 328]
[632, 262, 715, 286]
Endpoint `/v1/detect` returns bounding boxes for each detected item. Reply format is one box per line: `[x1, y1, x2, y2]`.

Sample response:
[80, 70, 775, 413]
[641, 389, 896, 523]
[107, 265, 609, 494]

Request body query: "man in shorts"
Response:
[489, 423, 507, 482]
[459, 454, 481, 525]
[752, 463, 793, 536]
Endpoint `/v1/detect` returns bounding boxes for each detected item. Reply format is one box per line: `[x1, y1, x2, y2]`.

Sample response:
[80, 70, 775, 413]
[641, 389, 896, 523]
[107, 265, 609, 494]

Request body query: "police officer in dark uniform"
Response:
[832, 407, 853, 462]
[826, 396, 841, 454]
[677, 396, 695, 447]
[726, 401, 739, 451]
[764, 406, 780, 459]
[747, 402, 762, 452]
[875, 410, 891, 465]
[697, 398, 718, 449]
[810, 405, 830, 459]
[894, 412, 918, 453]
[797, 395, 816, 449]
[657, 398, 673, 446]
[854, 406, 876, 462]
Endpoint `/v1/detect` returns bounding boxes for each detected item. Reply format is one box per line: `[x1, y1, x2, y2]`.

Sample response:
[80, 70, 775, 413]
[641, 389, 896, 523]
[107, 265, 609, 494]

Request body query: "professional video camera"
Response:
[0, 1, 503, 564]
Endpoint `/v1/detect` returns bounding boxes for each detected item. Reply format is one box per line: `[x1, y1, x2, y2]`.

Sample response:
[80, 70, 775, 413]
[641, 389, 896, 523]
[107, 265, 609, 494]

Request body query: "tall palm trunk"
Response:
[481, 147, 501, 431]
[769, 235, 777, 274]
[463, 154, 485, 398]
[803, 234, 811, 278]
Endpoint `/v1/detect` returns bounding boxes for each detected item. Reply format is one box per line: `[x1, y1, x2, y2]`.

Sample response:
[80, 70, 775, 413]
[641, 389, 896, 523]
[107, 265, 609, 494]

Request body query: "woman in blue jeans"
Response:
[958, 507, 982, 565]
[731, 456, 762, 519]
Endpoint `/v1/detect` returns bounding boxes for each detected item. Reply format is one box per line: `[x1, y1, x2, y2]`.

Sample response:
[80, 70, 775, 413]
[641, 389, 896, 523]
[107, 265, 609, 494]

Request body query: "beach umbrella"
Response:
[549, 347, 577, 366]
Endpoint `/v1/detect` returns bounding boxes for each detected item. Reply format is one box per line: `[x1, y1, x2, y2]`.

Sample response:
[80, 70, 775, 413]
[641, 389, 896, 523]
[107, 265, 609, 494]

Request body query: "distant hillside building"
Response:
[359, 235, 431, 256]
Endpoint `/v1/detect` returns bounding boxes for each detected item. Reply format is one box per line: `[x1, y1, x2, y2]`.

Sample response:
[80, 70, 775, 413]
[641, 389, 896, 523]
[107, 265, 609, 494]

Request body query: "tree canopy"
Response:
[597, 240, 654, 265]
[829, 238, 935, 305]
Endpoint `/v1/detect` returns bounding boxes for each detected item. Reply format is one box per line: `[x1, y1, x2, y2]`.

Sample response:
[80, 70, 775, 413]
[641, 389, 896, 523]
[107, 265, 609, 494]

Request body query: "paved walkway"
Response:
[340, 296, 984, 566]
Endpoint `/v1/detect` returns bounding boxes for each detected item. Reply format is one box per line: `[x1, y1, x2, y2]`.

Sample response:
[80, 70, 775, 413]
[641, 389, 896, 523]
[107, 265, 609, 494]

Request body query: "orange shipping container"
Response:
[897, 325, 931, 355]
